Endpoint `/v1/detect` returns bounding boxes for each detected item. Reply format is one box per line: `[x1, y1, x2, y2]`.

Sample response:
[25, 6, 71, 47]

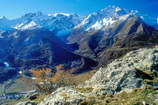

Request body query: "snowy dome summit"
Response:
[0, 6, 157, 33]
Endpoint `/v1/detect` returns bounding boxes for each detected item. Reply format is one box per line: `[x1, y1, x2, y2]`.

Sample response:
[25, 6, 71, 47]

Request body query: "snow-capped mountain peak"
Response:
[48, 13, 71, 17]
[75, 6, 137, 31]
[0, 12, 82, 35]
[0, 6, 157, 34]
[115, 7, 122, 12]
[14, 21, 40, 30]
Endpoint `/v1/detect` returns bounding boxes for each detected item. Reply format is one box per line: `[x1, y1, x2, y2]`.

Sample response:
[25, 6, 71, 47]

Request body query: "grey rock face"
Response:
[38, 87, 85, 105]
[85, 48, 158, 94]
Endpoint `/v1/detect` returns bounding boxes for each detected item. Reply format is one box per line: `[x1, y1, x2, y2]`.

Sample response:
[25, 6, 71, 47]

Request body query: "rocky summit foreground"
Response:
[16, 48, 158, 105]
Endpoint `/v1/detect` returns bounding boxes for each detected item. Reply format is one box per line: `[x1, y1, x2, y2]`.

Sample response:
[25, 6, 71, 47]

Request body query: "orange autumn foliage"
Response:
[31, 68, 52, 82]
[31, 65, 68, 83]
[50, 70, 73, 82]
[50, 69, 96, 85]
[30, 64, 96, 86]
[51, 64, 66, 82]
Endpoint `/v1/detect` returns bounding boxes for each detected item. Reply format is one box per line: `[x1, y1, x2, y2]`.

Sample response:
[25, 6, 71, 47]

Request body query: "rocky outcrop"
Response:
[85, 48, 158, 94]
[38, 87, 85, 105]
[36, 48, 158, 105]
[16, 48, 158, 105]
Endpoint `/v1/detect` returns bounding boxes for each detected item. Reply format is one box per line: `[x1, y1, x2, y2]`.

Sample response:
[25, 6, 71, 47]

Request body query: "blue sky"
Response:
[0, 0, 157, 19]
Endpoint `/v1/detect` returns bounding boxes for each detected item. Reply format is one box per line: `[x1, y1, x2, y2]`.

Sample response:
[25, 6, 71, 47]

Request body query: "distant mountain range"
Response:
[0, 6, 157, 33]
[0, 12, 81, 36]
[0, 6, 158, 82]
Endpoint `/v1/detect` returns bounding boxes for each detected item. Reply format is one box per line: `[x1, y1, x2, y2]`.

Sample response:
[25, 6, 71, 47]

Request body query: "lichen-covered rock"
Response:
[134, 49, 158, 72]
[85, 48, 158, 94]
[38, 87, 85, 105]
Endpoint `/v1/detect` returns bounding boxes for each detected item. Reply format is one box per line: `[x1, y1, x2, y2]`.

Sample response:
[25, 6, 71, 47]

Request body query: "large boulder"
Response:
[39, 87, 85, 105]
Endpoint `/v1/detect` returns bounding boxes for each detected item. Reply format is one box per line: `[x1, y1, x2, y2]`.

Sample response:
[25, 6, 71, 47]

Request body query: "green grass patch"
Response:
[76, 87, 93, 93]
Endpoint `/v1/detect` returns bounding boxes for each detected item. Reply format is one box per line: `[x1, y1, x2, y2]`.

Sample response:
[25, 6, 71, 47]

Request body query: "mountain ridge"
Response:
[1, 6, 158, 105]
[0, 6, 157, 32]
[0, 6, 158, 70]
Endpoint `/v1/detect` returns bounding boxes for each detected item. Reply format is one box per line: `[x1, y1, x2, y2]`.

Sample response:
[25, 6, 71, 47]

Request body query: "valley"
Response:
[0, 6, 158, 105]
